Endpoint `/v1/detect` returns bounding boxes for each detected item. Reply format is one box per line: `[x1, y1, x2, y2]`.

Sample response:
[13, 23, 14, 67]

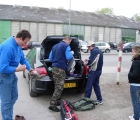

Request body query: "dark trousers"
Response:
[50, 67, 66, 107]
[130, 85, 140, 120]
[84, 70, 102, 101]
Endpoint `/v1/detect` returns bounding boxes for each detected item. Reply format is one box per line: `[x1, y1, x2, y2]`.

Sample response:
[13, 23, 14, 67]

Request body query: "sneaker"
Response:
[48, 106, 60, 112]
[129, 115, 134, 120]
[15, 115, 26, 120]
[94, 100, 103, 105]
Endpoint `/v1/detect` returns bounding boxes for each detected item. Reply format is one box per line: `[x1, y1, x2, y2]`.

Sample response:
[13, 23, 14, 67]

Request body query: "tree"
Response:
[95, 8, 114, 15]
[132, 13, 140, 22]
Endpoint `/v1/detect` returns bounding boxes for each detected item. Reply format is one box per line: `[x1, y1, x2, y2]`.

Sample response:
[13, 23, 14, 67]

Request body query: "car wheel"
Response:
[29, 79, 38, 97]
[105, 49, 110, 53]
[23, 71, 26, 78]
[124, 49, 128, 53]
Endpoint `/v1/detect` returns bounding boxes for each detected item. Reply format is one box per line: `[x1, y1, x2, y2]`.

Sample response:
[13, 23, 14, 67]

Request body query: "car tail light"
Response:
[35, 67, 48, 76]
[83, 65, 88, 74]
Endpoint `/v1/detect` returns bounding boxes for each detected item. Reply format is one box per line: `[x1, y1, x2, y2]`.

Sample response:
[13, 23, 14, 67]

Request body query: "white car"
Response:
[79, 40, 88, 53]
[95, 42, 111, 53]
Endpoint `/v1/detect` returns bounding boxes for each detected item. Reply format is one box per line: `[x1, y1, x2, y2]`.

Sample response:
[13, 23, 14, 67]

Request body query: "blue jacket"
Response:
[0, 36, 31, 73]
[87, 47, 103, 71]
[49, 41, 73, 70]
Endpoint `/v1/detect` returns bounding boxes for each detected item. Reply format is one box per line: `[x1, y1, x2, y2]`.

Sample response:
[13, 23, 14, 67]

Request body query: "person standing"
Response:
[84, 41, 103, 104]
[0, 30, 38, 120]
[128, 46, 140, 120]
[48, 36, 73, 112]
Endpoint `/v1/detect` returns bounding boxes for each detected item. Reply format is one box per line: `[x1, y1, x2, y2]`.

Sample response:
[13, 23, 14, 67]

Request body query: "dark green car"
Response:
[23, 36, 88, 97]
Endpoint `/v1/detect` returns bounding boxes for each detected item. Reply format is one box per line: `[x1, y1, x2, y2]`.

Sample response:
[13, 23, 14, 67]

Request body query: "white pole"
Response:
[116, 41, 123, 85]
[68, 0, 71, 36]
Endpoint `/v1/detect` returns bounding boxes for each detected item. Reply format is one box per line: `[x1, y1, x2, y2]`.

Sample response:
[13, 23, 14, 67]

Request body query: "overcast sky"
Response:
[0, 0, 140, 18]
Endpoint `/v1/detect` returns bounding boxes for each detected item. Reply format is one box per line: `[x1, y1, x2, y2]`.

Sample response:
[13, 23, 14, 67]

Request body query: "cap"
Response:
[87, 41, 95, 46]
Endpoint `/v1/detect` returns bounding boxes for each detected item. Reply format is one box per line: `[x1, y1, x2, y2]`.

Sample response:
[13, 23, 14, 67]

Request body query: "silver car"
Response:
[79, 40, 88, 53]
[95, 42, 111, 53]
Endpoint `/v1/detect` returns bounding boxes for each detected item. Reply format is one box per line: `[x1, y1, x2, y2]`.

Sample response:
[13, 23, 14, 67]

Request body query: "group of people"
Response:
[0, 29, 140, 120]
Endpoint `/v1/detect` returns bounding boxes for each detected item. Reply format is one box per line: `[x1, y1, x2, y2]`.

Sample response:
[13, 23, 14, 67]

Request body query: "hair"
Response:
[16, 29, 31, 41]
[132, 46, 140, 61]
[91, 44, 95, 47]
[63, 36, 72, 41]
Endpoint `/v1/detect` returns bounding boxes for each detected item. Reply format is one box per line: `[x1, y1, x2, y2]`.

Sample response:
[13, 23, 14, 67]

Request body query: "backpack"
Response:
[71, 97, 96, 111]
[60, 100, 78, 120]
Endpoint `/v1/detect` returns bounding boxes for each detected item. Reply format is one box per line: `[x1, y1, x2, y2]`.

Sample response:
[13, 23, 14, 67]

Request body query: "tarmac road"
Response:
[0, 50, 133, 120]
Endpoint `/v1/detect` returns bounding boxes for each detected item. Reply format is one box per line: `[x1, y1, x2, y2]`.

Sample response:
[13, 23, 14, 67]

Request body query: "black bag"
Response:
[60, 100, 78, 120]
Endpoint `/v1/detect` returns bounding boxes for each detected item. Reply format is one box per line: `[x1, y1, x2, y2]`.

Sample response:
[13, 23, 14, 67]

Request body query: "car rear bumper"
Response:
[31, 76, 87, 93]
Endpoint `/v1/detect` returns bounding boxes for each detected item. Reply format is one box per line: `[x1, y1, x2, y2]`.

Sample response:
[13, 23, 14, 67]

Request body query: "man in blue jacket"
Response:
[49, 36, 73, 112]
[0, 30, 38, 120]
[84, 41, 103, 105]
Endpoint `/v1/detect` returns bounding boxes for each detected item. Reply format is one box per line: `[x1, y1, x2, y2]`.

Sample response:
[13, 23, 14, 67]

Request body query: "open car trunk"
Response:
[40, 36, 84, 78]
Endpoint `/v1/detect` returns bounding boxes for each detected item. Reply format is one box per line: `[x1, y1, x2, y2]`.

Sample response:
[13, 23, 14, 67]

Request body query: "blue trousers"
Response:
[84, 70, 102, 101]
[0, 73, 18, 120]
[130, 85, 140, 120]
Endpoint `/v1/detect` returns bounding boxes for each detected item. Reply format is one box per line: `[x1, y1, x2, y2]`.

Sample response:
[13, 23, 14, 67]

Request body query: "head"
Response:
[87, 41, 95, 51]
[63, 36, 72, 45]
[132, 46, 140, 61]
[15, 29, 31, 46]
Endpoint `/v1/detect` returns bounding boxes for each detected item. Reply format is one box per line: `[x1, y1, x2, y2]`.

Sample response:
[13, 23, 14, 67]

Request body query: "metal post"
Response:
[68, 0, 71, 36]
[116, 41, 123, 85]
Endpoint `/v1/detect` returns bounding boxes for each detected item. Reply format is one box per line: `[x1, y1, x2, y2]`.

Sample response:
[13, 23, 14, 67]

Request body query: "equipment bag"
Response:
[71, 97, 96, 111]
[60, 100, 78, 120]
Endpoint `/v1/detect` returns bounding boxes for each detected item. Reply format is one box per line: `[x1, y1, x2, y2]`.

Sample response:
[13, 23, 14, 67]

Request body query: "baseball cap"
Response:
[87, 41, 95, 46]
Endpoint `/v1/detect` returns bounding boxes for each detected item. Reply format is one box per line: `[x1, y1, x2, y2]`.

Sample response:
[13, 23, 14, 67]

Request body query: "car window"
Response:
[95, 43, 100, 46]
[130, 43, 136, 47]
[100, 43, 105, 46]
[26, 48, 36, 65]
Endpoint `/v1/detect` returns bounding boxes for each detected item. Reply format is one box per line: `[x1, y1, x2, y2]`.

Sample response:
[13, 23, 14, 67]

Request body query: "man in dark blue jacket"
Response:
[84, 41, 103, 105]
[49, 36, 73, 112]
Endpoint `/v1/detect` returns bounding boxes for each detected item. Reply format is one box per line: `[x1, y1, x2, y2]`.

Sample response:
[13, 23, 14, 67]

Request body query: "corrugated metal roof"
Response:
[0, 4, 140, 29]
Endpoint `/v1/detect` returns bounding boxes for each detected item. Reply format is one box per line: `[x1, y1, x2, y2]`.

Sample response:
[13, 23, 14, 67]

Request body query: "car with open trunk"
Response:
[23, 36, 88, 97]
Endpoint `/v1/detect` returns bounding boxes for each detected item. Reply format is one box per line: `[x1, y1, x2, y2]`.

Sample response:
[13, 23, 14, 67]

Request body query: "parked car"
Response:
[117, 42, 140, 53]
[23, 36, 88, 97]
[22, 43, 28, 50]
[28, 41, 40, 49]
[108, 42, 118, 49]
[95, 42, 111, 53]
[79, 40, 88, 53]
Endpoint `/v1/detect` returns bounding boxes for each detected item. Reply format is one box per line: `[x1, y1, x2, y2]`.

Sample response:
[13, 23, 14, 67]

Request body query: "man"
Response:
[84, 41, 103, 104]
[0, 30, 38, 120]
[48, 36, 73, 112]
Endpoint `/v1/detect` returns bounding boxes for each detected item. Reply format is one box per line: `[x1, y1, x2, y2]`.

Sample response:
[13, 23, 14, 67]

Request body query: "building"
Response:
[0, 4, 140, 44]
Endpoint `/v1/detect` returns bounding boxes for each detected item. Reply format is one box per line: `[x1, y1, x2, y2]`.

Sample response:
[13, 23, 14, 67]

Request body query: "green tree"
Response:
[95, 8, 114, 15]
[132, 13, 140, 22]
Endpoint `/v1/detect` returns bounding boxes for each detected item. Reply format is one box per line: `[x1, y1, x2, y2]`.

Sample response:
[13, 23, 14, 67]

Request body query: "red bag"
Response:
[60, 100, 78, 120]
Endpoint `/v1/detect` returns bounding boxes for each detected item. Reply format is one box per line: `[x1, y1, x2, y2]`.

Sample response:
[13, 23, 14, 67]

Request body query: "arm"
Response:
[49, 50, 53, 62]
[65, 46, 73, 60]
[128, 61, 140, 79]
[20, 50, 31, 71]
[0, 47, 16, 73]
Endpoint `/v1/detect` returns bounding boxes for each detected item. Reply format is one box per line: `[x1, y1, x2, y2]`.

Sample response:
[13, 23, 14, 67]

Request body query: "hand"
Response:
[30, 70, 38, 74]
[16, 64, 26, 72]
[84, 59, 88, 62]
[71, 51, 74, 54]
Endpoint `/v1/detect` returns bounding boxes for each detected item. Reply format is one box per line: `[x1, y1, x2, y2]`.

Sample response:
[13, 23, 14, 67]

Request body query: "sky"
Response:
[0, 0, 140, 18]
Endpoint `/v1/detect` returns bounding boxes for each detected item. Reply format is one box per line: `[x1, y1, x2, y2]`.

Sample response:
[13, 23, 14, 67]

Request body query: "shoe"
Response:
[129, 115, 135, 120]
[93, 100, 103, 105]
[15, 115, 26, 120]
[48, 106, 60, 112]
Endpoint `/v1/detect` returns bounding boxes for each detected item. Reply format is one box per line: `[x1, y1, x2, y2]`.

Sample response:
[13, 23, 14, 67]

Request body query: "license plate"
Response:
[64, 83, 76, 88]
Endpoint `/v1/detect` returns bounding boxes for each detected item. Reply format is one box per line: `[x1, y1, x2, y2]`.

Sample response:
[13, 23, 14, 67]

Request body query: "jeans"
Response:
[84, 70, 102, 101]
[0, 73, 18, 120]
[130, 85, 140, 120]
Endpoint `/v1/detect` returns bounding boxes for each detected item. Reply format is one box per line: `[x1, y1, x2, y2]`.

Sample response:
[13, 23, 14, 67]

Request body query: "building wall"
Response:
[11, 21, 63, 43]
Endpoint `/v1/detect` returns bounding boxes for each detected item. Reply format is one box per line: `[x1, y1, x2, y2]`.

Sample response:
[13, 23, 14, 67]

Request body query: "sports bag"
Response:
[60, 100, 78, 120]
[71, 97, 96, 111]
